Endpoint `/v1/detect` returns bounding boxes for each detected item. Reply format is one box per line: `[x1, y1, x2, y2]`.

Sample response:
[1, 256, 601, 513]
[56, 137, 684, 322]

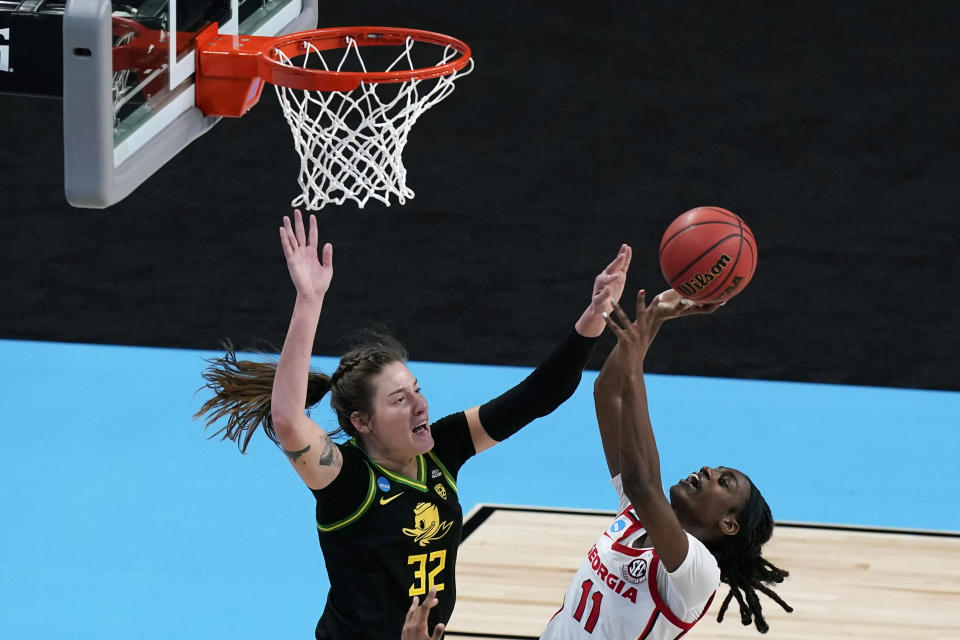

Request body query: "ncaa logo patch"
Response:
[621, 557, 648, 584]
[377, 476, 391, 492]
[610, 518, 628, 533]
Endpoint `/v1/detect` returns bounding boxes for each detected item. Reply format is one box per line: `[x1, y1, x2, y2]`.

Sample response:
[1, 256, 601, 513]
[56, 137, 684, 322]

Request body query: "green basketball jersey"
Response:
[313, 412, 474, 640]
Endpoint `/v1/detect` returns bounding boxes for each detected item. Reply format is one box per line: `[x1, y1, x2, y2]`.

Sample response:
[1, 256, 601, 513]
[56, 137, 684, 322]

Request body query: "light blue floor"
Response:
[2, 339, 957, 639]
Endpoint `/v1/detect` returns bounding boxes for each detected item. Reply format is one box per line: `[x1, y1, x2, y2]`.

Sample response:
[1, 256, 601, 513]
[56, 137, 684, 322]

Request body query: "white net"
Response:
[272, 36, 474, 209]
[111, 27, 137, 125]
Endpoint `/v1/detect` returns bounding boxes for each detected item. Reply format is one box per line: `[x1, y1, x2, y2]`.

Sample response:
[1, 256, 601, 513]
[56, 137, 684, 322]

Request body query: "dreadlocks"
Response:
[709, 478, 793, 634]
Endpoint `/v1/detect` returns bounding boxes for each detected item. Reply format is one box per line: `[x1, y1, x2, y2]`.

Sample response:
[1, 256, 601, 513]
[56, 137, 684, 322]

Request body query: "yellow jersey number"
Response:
[408, 550, 447, 596]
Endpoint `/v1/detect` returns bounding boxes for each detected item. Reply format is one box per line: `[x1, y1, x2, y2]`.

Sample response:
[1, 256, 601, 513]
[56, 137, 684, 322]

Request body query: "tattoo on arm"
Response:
[317, 438, 341, 468]
[283, 444, 311, 463]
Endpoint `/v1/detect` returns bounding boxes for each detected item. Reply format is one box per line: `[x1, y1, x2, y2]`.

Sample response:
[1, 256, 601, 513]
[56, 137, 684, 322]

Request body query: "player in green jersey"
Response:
[196, 210, 632, 639]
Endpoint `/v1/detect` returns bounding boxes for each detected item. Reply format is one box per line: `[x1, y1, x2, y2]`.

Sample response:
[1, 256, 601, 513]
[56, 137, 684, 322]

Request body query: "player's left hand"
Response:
[603, 289, 724, 363]
[647, 288, 725, 323]
[401, 588, 445, 640]
[576, 244, 633, 337]
[589, 244, 632, 316]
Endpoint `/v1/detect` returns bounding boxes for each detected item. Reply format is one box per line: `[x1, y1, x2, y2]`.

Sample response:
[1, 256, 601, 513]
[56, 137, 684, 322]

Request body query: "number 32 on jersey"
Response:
[408, 550, 447, 596]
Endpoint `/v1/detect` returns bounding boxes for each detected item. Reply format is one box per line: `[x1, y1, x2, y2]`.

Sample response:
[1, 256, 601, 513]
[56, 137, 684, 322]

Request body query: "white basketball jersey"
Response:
[540, 478, 720, 640]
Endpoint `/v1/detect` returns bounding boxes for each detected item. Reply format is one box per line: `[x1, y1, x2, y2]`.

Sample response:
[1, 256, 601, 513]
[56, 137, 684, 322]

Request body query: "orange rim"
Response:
[257, 26, 472, 92]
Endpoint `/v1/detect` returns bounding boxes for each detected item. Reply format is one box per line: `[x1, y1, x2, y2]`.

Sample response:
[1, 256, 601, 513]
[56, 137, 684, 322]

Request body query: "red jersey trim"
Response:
[670, 591, 716, 639]
[603, 504, 643, 544]
[620, 503, 640, 523]
[647, 555, 697, 630]
[695, 591, 716, 623]
[547, 600, 565, 626]
[610, 508, 653, 557]
[635, 609, 660, 640]
[611, 525, 652, 556]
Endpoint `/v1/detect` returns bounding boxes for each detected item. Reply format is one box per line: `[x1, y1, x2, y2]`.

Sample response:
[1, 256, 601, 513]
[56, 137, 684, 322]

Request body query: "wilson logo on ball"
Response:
[675, 253, 732, 296]
[658, 206, 757, 303]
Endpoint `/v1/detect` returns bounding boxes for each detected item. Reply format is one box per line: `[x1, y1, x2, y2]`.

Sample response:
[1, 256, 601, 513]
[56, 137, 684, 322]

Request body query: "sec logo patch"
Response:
[622, 557, 648, 584]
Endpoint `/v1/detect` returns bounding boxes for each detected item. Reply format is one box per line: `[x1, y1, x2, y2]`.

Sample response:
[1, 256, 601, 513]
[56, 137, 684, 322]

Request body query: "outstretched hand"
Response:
[279, 209, 333, 301]
[603, 288, 725, 363]
[576, 244, 632, 337]
[646, 288, 726, 323]
[401, 589, 445, 640]
[590, 244, 632, 315]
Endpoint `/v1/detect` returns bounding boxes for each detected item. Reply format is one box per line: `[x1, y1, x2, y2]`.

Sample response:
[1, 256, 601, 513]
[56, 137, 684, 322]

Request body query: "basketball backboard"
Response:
[62, 0, 317, 208]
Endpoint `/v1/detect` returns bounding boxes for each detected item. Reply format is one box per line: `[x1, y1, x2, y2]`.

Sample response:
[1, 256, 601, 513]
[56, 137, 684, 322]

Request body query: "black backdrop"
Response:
[1, 0, 958, 391]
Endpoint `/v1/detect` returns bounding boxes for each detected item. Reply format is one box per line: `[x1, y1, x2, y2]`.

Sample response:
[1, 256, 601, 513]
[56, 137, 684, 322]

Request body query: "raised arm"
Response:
[593, 341, 624, 477]
[603, 289, 723, 570]
[464, 244, 632, 454]
[271, 210, 343, 491]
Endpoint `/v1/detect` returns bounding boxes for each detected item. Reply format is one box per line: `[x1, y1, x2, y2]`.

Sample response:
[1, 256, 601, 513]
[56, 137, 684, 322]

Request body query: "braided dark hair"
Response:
[327, 332, 408, 439]
[194, 331, 408, 451]
[709, 478, 793, 634]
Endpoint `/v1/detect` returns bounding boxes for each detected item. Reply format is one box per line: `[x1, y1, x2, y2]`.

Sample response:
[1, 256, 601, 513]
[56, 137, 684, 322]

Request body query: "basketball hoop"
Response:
[194, 25, 474, 209]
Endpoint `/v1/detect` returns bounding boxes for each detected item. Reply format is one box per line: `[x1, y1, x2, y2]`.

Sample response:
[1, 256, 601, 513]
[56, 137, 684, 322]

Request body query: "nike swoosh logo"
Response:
[379, 492, 404, 505]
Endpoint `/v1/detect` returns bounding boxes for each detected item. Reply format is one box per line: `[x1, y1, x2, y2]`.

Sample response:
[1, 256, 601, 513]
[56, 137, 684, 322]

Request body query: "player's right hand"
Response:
[401, 588, 445, 640]
[279, 209, 333, 301]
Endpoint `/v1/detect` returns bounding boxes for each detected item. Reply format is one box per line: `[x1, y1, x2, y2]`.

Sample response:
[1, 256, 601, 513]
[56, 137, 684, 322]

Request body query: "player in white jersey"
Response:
[542, 474, 720, 639]
[542, 289, 792, 639]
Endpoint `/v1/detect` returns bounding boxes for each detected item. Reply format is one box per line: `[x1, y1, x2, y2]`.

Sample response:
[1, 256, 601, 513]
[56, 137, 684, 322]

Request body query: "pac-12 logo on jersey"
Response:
[609, 517, 628, 533]
[621, 557, 648, 584]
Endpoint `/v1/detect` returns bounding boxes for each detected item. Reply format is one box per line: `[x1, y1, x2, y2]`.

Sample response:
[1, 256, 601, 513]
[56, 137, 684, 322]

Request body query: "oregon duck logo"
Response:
[403, 502, 453, 546]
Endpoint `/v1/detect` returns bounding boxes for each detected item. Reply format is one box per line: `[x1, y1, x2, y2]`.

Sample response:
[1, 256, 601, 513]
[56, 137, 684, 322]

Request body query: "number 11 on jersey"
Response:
[573, 578, 603, 633]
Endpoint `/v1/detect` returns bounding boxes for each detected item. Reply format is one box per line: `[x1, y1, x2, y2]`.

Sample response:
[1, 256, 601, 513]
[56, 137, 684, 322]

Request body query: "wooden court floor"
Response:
[445, 506, 960, 640]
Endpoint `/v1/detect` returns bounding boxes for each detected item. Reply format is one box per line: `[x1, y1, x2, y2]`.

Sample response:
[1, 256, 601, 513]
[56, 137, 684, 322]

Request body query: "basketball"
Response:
[658, 206, 757, 303]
